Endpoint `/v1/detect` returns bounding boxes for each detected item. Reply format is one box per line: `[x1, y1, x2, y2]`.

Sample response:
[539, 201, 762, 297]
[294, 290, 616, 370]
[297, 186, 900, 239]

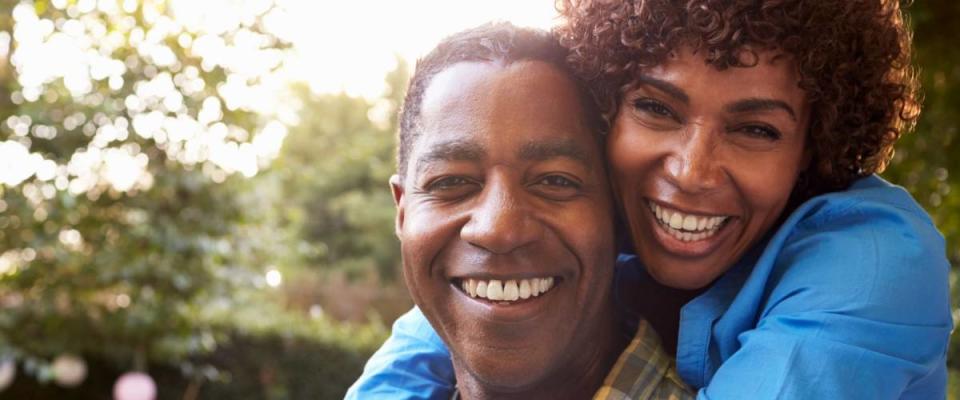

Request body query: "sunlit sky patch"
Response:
[0, 0, 557, 193]
[260, 0, 557, 98]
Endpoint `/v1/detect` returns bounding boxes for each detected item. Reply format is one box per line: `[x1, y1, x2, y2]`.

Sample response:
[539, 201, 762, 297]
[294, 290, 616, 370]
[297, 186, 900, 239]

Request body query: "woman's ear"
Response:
[389, 174, 405, 239]
[801, 146, 813, 171]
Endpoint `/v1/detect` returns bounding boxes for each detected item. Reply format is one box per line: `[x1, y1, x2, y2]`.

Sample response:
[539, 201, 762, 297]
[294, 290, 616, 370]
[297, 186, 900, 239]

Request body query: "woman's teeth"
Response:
[461, 277, 555, 302]
[648, 201, 729, 242]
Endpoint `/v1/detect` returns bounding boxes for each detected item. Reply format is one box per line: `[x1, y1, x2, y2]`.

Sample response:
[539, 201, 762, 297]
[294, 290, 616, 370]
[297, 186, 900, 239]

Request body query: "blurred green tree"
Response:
[889, 0, 959, 264]
[272, 59, 409, 282]
[890, 0, 960, 389]
[0, 0, 297, 382]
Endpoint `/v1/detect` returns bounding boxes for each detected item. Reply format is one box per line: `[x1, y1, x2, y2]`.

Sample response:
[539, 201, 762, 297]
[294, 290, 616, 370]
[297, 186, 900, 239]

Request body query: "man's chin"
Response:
[454, 350, 558, 393]
[423, 283, 595, 393]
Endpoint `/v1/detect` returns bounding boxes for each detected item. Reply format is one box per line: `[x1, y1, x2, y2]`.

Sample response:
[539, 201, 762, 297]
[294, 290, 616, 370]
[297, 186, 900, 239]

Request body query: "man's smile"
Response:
[446, 274, 567, 324]
[455, 277, 558, 302]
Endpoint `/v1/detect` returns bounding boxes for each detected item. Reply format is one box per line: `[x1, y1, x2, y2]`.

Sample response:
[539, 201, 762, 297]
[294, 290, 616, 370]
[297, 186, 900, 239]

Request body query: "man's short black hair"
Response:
[396, 22, 600, 177]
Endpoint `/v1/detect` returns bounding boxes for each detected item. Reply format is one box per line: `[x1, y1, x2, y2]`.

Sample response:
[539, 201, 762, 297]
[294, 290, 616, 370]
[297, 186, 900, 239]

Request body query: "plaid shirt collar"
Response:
[450, 319, 693, 400]
[593, 319, 694, 400]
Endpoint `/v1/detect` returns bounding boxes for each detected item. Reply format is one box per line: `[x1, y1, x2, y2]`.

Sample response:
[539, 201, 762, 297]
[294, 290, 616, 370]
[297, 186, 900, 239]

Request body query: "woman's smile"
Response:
[647, 200, 731, 242]
[643, 199, 737, 258]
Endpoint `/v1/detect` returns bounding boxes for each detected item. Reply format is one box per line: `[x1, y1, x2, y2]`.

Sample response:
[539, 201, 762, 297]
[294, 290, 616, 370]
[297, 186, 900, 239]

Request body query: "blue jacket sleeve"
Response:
[698, 199, 952, 399]
[345, 306, 455, 399]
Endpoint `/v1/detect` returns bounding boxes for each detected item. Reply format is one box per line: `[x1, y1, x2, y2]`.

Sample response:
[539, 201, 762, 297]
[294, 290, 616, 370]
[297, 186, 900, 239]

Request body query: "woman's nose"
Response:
[664, 125, 725, 194]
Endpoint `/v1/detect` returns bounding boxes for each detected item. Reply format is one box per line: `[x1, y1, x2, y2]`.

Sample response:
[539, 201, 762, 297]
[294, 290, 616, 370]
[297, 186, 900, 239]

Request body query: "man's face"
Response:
[391, 60, 616, 390]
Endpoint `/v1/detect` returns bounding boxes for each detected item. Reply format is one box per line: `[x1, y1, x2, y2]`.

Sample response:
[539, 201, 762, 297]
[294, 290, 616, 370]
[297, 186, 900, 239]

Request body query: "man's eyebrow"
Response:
[518, 139, 591, 169]
[636, 75, 689, 104]
[725, 98, 797, 121]
[414, 139, 485, 174]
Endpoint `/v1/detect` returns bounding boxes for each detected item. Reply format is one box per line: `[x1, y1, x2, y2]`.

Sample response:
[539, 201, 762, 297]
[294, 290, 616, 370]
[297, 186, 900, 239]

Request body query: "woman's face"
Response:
[609, 48, 811, 290]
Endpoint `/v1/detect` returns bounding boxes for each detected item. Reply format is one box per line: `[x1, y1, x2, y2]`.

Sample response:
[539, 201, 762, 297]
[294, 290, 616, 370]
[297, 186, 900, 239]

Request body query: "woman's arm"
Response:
[345, 307, 455, 400]
[696, 192, 952, 399]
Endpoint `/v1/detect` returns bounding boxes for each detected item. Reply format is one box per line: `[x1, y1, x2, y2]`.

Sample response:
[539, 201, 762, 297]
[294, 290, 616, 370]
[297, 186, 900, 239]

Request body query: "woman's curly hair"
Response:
[555, 0, 921, 199]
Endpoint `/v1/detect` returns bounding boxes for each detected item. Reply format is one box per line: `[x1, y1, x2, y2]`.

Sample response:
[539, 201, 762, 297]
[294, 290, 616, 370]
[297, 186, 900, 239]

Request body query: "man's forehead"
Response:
[420, 61, 503, 116]
[418, 61, 586, 131]
[406, 59, 600, 177]
[412, 137, 594, 176]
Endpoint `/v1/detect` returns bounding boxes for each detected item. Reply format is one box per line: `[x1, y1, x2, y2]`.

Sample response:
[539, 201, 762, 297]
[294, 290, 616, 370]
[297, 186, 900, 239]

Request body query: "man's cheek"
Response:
[400, 239, 445, 302]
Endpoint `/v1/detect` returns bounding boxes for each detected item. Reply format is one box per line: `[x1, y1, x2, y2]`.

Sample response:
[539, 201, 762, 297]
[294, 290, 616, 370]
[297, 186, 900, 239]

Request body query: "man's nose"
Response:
[664, 124, 725, 194]
[461, 177, 542, 254]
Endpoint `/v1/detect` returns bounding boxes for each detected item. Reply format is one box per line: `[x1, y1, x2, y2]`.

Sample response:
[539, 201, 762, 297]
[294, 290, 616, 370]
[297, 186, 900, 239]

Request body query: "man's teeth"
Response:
[649, 202, 729, 242]
[461, 278, 555, 302]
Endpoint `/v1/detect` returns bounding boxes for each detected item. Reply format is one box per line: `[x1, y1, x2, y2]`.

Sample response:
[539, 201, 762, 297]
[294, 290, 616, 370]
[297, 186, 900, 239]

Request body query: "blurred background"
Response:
[0, 0, 955, 399]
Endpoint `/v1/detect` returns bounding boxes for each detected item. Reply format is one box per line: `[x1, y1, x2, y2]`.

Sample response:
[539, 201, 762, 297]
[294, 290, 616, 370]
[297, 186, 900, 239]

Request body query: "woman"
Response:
[348, 0, 951, 398]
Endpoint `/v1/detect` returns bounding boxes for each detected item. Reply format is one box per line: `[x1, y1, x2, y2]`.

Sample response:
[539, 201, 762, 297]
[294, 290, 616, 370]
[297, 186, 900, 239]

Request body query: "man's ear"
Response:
[389, 174, 405, 239]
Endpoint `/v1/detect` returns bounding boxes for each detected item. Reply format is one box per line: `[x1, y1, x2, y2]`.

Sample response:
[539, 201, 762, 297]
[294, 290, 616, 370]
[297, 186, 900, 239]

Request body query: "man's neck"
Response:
[453, 302, 628, 400]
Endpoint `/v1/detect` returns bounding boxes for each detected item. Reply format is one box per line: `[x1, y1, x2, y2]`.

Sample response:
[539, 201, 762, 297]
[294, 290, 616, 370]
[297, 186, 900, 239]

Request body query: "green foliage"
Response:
[886, 0, 960, 374]
[0, 0, 300, 380]
[193, 312, 387, 400]
[0, 0, 406, 395]
[0, 312, 388, 400]
[952, 369, 960, 400]
[271, 59, 409, 280]
[886, 0, 960, 264]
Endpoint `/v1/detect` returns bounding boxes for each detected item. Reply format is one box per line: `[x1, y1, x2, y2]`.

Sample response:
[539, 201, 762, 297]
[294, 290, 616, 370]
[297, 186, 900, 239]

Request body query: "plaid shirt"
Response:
[451, 320, 694, 400]
[593, 319, 695, 400]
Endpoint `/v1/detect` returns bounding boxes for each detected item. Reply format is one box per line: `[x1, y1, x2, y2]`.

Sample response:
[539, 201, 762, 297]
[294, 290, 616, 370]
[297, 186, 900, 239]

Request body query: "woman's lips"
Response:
[646, 200, 734, 256]
[647, 200, 730, 242]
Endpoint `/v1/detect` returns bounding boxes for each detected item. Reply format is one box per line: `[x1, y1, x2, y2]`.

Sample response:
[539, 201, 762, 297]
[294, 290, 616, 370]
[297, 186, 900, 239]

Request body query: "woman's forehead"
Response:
[633, 46, 804, 102]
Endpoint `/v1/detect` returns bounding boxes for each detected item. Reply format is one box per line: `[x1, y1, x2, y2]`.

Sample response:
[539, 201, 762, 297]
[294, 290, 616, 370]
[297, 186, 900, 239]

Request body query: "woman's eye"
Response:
[738, 125, 782, 141]
[632, 98, 676, 119]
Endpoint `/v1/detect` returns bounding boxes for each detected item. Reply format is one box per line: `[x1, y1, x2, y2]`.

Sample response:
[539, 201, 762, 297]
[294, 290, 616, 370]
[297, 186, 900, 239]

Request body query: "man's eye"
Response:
[532, 175, 583, 201]
[427, 176, 471, 191]
[632, 98, 676, 119]
[537, 175, 579, 188]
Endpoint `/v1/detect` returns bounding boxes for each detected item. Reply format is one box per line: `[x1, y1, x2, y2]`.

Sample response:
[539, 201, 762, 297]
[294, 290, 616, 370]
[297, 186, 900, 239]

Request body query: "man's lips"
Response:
[447, 275, 564, 323]
[451, 276, 560, 303]
[457, 277, 557, 302]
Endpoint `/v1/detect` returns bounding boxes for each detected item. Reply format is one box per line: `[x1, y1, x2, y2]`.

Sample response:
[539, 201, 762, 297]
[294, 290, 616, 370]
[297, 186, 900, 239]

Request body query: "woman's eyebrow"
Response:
[636, 75, 689, 104]
[724, 98, 797, 121]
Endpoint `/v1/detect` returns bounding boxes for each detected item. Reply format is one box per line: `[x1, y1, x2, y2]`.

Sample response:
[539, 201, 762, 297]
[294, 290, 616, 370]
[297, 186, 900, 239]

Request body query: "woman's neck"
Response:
[620, 274, 703, 355]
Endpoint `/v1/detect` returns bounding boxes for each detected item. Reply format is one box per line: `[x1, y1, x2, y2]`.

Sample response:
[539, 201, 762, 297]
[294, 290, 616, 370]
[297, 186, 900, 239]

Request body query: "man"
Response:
[348, 23, 692, 399]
